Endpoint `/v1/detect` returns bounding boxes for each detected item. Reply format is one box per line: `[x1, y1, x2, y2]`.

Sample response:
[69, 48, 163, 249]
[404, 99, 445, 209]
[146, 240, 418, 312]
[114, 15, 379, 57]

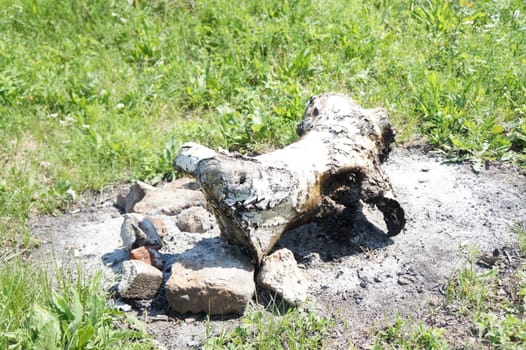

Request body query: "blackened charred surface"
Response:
[321, 170, 365, 209]
[359, 164, 393, 201]
[319, 167, 405, 237]
[287, 197, 394, 261]
[379, 127, 395, 162]
[369, 107, 396, 162]
[366, 197, 406, 236]
[239, 173, 246, 185]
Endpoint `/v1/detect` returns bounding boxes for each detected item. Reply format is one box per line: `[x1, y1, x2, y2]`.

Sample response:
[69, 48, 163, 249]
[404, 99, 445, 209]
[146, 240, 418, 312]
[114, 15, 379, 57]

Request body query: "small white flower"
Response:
[116, 103, 125, 110]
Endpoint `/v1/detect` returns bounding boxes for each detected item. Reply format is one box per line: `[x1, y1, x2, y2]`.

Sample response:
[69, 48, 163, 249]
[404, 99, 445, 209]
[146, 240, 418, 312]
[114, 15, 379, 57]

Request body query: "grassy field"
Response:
[1, 0, 525, 348]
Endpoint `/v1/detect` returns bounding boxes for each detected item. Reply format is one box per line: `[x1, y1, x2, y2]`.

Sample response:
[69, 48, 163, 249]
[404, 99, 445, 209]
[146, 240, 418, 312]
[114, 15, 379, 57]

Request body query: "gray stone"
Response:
[117, 178, 206, 216]
[120, 213, 163, 250]
[116, 181, 155, 213]
[114, 300, 132, 312]
[146, 216, 167, 238]
[176, 206, 213, 233]
[165, 237, 255, 315]
[256, 248, 308, 306]
[118, 260, 163, 299]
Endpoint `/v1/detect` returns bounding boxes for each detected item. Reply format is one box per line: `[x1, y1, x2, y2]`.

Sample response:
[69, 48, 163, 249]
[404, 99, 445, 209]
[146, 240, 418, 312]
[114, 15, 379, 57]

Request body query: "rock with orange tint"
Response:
[117, 179, 206, 216]
[165, 237, 254, 315]
[129, 246, 163, 270]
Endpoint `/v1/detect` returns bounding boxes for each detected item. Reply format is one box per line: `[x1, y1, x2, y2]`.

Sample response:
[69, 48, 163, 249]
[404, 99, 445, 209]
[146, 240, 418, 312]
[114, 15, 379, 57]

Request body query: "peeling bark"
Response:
[174, 93, 405, 262]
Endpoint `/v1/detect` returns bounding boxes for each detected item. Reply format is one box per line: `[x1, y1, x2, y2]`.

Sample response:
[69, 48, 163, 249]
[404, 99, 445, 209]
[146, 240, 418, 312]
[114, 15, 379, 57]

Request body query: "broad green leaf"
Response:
[490, 124, 504, 134]
[463, 120, 476, 131]
[70, 289, 84, 323]
[32, 304, 60, 350]
[51, 291, 73, 320]
[76, 323, 96, 348]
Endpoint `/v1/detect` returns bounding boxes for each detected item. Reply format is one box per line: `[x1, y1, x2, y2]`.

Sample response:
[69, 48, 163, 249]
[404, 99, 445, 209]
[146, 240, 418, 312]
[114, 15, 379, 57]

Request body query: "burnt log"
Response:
[174, 93, 405, 262]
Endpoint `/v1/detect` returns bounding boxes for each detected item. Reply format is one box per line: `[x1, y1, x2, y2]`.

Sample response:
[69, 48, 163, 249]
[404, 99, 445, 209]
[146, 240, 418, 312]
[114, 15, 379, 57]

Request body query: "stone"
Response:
[146, 216, 167, 238]
[176, 206, 212, 233]
[117, 178, 206, 216]
[116, 181, 156, 213]
[256, 248, 308, 306]
[129, 246, 164, 270]
[165, 237, 255, 315]
[114, 300, 132, 312]
[120, 213, 163, 250]
[118, 260, 163, 299]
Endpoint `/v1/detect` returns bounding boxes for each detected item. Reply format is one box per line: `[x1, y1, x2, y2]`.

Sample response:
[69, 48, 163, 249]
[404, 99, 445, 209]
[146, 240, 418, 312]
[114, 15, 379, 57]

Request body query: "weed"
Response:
[445, 261, 498, 314]
[372, 316, 448, 350]
[0, 260, 153, 349]
[475, 312, 526, 349]
[470, 225, 526, 349]
[205, 304, 331, 349]
[473, 268, 526, 348]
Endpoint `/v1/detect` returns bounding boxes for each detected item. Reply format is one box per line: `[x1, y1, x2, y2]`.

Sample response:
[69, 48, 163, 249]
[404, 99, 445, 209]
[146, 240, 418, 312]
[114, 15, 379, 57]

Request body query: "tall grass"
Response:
[1, 0, 525, 222]
[0, 260, 153, 349]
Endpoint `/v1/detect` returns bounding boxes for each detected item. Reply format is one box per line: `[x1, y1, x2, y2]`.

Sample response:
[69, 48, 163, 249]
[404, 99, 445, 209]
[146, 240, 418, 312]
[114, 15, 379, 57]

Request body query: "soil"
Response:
[28, 144, 526, 349]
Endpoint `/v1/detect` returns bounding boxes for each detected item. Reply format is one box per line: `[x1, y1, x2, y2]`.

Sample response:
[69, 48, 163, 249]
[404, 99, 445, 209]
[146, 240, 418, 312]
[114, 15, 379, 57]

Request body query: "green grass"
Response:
[1, 0, 525, 224]
[204, 305, 331, 349]
[444, 247, 498, 314]
[372, 316, 448, 350]
[0, 260, 153, 349]
[1, 0, 525, 347]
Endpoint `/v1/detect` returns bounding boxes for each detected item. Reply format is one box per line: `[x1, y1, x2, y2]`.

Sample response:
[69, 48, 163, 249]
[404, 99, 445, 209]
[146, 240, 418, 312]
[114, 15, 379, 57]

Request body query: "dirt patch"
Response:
[28, 145, 526, 349]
